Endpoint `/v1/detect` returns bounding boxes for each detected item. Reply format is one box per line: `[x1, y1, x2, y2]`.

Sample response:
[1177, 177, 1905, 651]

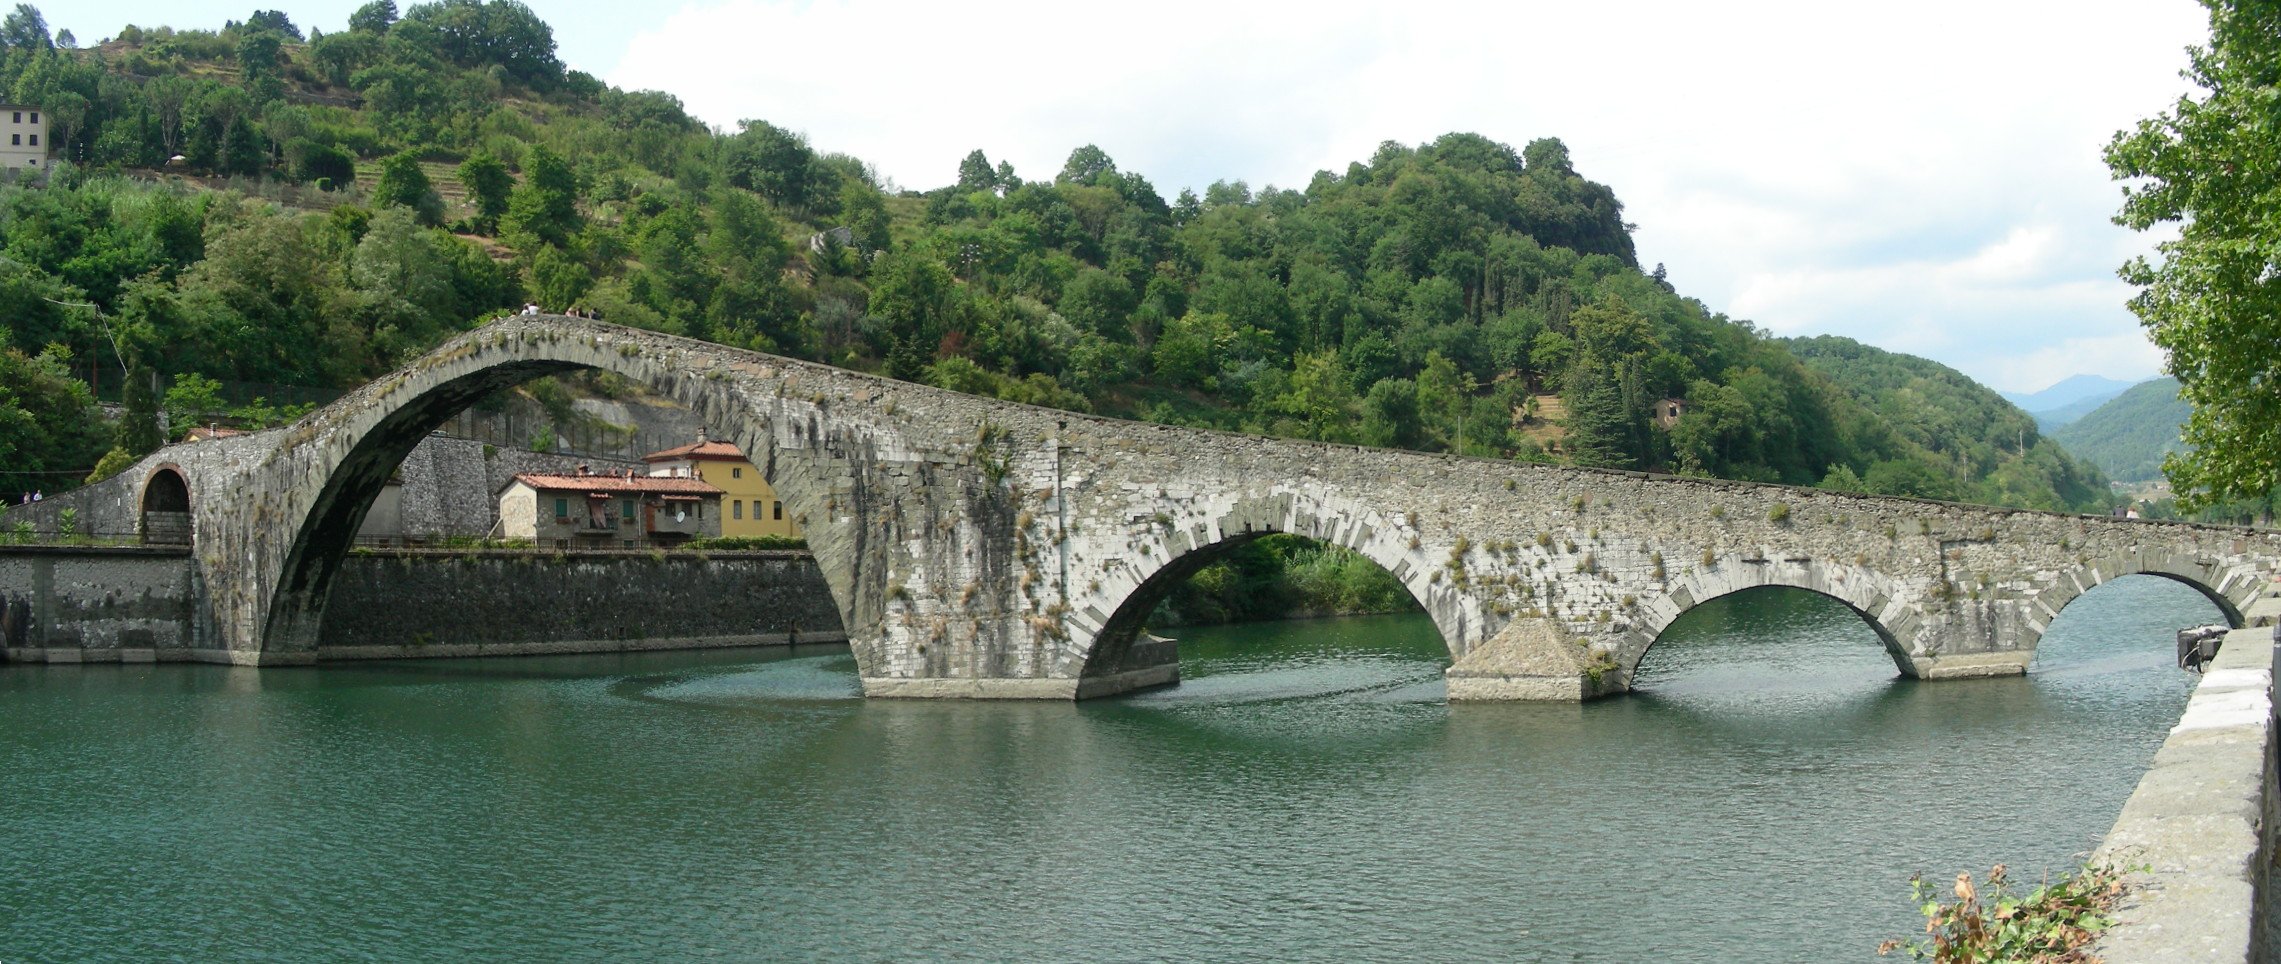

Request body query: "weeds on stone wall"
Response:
[1878, 863, 2124, 963]
[681, 535, 808, 551]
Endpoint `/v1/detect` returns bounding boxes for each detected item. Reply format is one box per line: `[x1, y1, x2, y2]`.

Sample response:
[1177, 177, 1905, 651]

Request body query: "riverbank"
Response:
[2089, 624, 2277, 962]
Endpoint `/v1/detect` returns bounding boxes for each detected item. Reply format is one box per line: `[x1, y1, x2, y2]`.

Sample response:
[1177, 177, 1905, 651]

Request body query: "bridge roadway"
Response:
[10, 315, 2279, 700]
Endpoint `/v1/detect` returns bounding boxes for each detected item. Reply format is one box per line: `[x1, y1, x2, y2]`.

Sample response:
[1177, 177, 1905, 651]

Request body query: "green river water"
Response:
[0, 575, 2219, 961]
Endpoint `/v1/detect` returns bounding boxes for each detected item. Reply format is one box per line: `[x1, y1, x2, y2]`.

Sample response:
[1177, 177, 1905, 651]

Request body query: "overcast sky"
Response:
[63, 0, 2213, 394]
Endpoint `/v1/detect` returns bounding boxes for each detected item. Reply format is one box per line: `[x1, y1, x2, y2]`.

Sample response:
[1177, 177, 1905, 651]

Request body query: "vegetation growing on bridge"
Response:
[0, 0, 2110, 522]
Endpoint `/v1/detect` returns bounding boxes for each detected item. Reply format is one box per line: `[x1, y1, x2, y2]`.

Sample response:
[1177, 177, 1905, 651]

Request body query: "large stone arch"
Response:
[2021, 552, 2261, 654]
[139, 464, 192, 545]
[209, 322, 867, 670]
[1072, 490, 1456, 694]
[1613, 553, 1916, 687]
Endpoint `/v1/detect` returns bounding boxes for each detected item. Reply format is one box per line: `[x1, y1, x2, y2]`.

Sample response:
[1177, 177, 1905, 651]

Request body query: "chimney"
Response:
[577, 464, 590, 476]
[696, 427, 709, 444]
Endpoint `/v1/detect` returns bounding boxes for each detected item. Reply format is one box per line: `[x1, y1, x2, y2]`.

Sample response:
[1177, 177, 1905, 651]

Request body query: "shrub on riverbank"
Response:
[1878, 862, 2124, 962]
[1150, 535, 1417, 627]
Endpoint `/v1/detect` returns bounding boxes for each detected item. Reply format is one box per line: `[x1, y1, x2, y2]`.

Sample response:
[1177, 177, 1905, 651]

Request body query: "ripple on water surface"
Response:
[0, 577, 2212, 962]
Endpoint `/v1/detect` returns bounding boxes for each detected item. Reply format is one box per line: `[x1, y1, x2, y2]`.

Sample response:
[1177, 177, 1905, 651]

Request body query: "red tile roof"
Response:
[511, 472, 723, 496]
[641, 439, 747, 463]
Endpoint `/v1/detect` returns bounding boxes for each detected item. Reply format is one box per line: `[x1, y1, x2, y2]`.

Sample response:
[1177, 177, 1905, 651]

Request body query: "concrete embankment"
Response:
[0, 547, 843, 663]
[2090, 623, 2277, 962]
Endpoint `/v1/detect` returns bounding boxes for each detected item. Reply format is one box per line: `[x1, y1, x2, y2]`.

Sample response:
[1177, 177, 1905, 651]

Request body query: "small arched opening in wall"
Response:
[139, 466, 192, 545]
[1075, 528, 1438, 698]
[2028, 569, 2240, 671]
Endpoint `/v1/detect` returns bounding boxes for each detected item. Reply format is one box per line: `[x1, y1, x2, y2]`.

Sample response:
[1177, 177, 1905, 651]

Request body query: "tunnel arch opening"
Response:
[1076, 528, 1438, 687]
[140, 466, 192, 545]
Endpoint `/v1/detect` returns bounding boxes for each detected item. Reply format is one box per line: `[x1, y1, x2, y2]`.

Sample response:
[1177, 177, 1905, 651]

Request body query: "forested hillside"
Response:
[0, 0, 2110, 516]
[2051, 378, 2187, 484]
[1784, 336, 2110, 511]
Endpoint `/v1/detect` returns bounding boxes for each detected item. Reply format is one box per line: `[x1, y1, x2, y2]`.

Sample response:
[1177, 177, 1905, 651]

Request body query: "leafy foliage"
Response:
[1878, 863, 2124, 963]
[2106, 0, 2281, 509]
[1150, 534, 1417, 626]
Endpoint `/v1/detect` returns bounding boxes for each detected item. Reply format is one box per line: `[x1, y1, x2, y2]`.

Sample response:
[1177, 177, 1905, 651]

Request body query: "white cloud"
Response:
[612, 0, 2211, 393]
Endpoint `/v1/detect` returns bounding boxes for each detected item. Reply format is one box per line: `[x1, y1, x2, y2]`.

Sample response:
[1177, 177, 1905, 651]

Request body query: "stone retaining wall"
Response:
[2090, 625, 2278, 962]
[316, 549, 844, 657]
[0, 548, 843, 663]
[0, 546, 199, 661]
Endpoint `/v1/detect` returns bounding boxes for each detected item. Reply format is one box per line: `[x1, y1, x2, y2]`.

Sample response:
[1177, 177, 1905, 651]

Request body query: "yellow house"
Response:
[642, 430, 801, 539]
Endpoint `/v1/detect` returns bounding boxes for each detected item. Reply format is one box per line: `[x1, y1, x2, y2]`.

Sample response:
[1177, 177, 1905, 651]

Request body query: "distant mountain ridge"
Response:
[2000, 374, 2138, 412]
[2049, 378, 2188, 483]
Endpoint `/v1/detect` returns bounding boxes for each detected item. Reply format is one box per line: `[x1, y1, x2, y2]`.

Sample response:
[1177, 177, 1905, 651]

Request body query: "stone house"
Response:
[497, 467, 723, 548]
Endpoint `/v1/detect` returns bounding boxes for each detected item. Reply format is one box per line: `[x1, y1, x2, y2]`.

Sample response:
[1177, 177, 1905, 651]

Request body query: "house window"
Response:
[733, 500, 744, 519]
[622, 499, 636, 520]
[695, 502, 703, 519]
[732, 467, 743, 479]
[773, 501, 782, 520]
[554, 497, 568, 519]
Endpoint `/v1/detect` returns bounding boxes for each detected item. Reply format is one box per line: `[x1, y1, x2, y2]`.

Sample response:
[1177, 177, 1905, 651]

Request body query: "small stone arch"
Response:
[2022, 553, 2259, 653]
[1073, 492, 1454, 688]
[139, 465, 192, 545]
[1616, 553, 1914, 685]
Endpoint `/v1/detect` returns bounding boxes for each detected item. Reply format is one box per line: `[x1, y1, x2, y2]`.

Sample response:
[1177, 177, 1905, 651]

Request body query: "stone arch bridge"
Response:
[15, 315, 2280, 699]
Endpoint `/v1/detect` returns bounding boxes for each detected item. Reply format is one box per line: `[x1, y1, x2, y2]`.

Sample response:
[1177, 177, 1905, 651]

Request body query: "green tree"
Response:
[290, 139, 356, 188]
[529, 244, 591, 313]
[163, 373, 228, 439]
[371, 151, 444, 225]
[1360, 377, 1423, 448]
[117, 366, 164, 455]
[2106, 0, 2281, 508]
[219, 117, 267, 176]
[349, 0, 398, 34]
[503, 144, 578, 247]
[85, 446, 135, 485]
[457, 150, 511, 233]
[956, 149, 996, 193]
[1, 4, 49, 51]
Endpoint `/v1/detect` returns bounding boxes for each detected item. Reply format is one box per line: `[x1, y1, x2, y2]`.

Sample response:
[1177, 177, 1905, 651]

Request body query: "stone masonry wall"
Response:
[317, 549, 843, 657]
[0, 548, 840, 662]
[0, 547, 198, 661]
